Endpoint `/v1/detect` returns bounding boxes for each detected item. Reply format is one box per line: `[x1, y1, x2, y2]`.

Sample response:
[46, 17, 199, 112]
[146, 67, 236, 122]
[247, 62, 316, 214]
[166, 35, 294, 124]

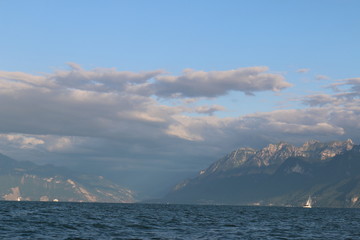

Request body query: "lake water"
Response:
[0, 201, 359, 239]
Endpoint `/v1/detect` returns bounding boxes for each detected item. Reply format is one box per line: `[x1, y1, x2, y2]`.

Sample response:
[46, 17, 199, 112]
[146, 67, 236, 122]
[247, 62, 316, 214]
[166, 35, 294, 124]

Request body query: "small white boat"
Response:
[303, 196, 312, 208]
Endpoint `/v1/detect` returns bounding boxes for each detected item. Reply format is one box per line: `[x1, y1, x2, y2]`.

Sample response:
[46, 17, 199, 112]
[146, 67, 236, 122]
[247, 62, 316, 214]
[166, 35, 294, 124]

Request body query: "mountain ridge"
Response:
[199, 139, 354, 177]
[163, 139, 360, 207]
[0, 153, 135, 203]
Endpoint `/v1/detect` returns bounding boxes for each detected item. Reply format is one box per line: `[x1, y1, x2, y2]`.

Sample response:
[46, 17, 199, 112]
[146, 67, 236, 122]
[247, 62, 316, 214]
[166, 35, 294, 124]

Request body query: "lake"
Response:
[0, 201, 359, 239]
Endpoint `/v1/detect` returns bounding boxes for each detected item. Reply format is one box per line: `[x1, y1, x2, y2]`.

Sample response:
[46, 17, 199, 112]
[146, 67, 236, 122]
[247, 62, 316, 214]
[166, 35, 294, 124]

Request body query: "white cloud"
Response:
[152, 66, 292, 97]
[0, 65, 292, 145]
[49, 63, 164, 93]
[166, 124, 204, 141]
[303, 78, 360, 107]
[303, 94, 338, 106]
[0, 134, 44, 149]
[194, 105, 225, 115]
[46, 137, 73, 152]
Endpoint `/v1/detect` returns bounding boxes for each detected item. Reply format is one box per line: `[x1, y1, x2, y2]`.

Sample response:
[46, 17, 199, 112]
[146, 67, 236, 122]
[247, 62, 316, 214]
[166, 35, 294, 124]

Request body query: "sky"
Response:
[1, 0, 360, 198]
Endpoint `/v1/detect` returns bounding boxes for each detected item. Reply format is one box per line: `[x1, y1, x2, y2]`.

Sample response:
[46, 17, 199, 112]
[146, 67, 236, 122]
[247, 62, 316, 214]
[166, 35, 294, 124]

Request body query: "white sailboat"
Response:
[303, 196, 312, 208]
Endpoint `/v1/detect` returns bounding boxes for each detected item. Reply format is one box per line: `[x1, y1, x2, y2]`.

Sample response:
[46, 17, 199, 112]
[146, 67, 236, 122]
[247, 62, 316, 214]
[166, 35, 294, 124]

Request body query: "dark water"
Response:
[0, 202, 359, 239]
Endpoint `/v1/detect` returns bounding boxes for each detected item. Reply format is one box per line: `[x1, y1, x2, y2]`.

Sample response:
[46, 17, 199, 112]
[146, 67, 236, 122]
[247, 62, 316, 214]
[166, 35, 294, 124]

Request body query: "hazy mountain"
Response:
[0, 153, 135, 203]
[163, 139, 360, 208]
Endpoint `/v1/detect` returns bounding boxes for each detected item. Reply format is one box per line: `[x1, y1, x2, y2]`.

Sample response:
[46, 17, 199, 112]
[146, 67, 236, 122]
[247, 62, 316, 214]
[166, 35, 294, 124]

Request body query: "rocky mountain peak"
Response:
[301, 139, 320, 148]
[342, 138, 353, 150]
[299, 139, 354, 160]
[202, 147, 256, 175]
[252, 142, 295, 166]
[201, 139, 356, 176]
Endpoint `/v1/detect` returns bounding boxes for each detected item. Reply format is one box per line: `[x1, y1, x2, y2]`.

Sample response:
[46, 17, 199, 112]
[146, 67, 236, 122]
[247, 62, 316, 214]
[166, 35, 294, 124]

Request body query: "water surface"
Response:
[0, 201, 359, 239]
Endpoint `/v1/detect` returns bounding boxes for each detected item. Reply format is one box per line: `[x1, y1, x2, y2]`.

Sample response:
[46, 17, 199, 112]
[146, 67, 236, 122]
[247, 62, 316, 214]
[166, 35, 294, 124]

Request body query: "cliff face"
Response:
[164, 139, 360, 208]
[0, 153, 135, 203]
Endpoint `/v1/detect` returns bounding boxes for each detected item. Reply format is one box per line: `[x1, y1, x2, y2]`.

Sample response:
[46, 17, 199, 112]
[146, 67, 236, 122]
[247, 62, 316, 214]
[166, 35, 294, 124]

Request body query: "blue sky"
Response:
[2, 1, 359, 74]
[1, 0, 360, 197]
[1, 0, 359, 115]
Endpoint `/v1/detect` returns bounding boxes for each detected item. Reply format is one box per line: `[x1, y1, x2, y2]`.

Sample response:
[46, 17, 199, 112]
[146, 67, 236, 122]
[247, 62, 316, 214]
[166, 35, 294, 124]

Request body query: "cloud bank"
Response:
[0, 63, 359, 172]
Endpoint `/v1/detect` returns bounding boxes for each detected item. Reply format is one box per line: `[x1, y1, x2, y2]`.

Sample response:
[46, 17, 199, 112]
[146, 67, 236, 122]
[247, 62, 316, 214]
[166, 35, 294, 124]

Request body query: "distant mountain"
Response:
[163, 139, 360, 208]
[0, 153, 135, 203]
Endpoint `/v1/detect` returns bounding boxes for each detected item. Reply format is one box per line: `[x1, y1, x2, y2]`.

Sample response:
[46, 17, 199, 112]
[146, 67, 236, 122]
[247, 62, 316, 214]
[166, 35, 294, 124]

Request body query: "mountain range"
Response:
[163, 139, 360, 208]
[3, 139, 360, 207]
[0, 153, 135, 203]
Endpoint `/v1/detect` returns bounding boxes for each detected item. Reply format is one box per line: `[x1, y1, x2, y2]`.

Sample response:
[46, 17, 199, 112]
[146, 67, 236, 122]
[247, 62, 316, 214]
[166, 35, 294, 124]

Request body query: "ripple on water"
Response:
[1, 202, 360, 239]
